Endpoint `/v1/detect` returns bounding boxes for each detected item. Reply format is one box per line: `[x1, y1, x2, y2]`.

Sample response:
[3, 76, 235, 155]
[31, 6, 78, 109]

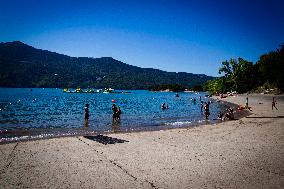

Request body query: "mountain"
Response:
[0, 41, 214, 89]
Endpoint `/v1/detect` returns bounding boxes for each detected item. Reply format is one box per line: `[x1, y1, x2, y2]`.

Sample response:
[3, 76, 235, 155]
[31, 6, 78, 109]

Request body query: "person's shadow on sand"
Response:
[246, 116, 284, 118]
[84, 135, 129, 145]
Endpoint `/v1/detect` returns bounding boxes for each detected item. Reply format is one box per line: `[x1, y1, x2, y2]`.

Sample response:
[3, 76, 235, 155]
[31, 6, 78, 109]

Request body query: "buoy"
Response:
[111, 99, 116, 103]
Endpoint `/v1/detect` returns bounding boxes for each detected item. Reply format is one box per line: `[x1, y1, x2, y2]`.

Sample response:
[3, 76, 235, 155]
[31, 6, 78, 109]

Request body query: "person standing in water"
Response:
[204, 102, 210, 119]
[116, 106, 122, 121]
[112, 104, 118, 123]
[272, 97, 278, 110]
[84, 103, 90, 127]
[200, 101, 204, 112]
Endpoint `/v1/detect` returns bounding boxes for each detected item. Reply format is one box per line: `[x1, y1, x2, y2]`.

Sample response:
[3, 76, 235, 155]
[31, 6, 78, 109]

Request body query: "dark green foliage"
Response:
[148, 84, 186, 92]
[0, 41, 214, 89]
[218, 58, 256, 93]
[191, 85, 203, 92]
[203, 77, 226, 94]
[256, 45, 284, 91]
[204, 44, 284, 94]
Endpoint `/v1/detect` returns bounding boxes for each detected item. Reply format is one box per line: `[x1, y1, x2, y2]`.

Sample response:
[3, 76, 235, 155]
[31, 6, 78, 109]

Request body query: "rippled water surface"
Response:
[0, 88, 225, 142]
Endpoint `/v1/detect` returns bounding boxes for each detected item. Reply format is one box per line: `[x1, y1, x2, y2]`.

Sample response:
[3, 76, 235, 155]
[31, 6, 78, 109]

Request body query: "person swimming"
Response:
[161, 103, 169, 110]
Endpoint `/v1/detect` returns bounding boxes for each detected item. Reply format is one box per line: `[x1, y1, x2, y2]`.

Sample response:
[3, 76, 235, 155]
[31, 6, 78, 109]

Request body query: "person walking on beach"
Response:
[272, 97, 278, 110]
[84, 103, 90, 127]
[244, 96, 253, 111]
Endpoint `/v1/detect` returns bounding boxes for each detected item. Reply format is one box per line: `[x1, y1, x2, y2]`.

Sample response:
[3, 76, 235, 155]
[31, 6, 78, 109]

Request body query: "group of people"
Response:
[161, 103, 169, 110]
[201, 99, 236, 121]
[217, 107, 234, 121]
[84, 96, 279, 127]
[162, 97, 211, 119]
[112, 104, 122, 123]
[84, 103, 122, 127]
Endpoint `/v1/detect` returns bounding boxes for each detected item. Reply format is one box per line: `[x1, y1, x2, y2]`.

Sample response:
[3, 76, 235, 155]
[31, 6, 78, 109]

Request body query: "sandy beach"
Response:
[0, 94, 283, 189]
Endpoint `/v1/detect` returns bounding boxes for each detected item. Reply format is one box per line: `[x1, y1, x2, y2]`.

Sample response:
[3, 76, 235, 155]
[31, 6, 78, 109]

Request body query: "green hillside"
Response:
[0, 41, 214, 89]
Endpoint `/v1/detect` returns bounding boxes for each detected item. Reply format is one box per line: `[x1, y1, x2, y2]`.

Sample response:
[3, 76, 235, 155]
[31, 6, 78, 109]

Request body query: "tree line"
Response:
[204, 44, 284, 94]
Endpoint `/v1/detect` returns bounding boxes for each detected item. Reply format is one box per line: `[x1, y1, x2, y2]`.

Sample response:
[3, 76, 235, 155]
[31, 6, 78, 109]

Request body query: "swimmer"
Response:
[161, 103, 166, 110]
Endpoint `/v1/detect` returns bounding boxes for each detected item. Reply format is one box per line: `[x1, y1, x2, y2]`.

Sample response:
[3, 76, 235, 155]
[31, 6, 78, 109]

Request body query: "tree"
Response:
[256, 45, 284, 91]
[203, 78, 226, 94]
[218, 58, 255, 93]
[204, 44, 284, 94]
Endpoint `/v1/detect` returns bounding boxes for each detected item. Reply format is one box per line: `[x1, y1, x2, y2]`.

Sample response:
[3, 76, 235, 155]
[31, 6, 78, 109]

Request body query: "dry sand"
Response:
[0, 94, 283, 189]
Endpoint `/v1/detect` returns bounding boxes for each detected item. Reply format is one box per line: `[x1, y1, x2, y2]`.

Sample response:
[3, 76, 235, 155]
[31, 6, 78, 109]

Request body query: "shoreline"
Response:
[0, 98, 249, 144]
[0, 94, 283, 188]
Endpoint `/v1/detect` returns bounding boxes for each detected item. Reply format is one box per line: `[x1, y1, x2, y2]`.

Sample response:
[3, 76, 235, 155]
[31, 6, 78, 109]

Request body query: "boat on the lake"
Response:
[103, 88, 115, 93]
[63, 88, 131, 94]
[63, 88, 94, 93]
[102, 88, 131, 94]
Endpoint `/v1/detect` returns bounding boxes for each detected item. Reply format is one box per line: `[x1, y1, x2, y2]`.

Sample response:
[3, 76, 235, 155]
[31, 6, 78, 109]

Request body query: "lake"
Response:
[0, 88, 226, 142]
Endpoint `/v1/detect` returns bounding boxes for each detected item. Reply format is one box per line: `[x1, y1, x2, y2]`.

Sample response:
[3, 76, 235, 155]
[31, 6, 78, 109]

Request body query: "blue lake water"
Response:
[0, 88, 226, 142]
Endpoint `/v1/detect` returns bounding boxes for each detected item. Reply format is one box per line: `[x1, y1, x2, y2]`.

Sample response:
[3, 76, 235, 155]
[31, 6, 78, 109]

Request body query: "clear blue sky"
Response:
[0, 0, 283, 76]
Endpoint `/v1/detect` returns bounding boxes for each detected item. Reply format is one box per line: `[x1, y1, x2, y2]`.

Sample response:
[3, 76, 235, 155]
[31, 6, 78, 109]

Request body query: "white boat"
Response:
[103, 88, 115, 93]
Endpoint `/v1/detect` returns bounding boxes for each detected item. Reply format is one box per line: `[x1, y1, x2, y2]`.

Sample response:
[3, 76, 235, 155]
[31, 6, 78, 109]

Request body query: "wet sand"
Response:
[0, 94, 283, 188]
